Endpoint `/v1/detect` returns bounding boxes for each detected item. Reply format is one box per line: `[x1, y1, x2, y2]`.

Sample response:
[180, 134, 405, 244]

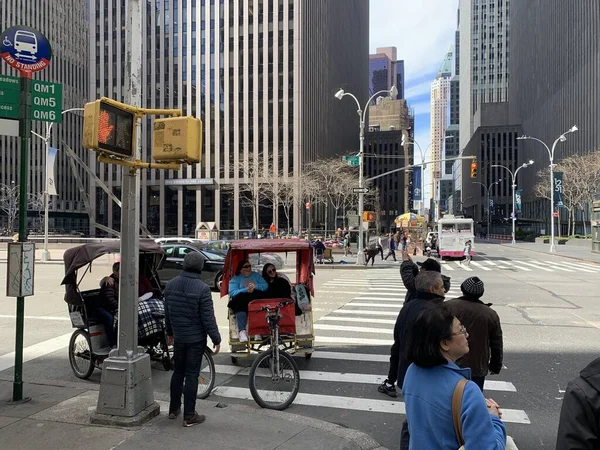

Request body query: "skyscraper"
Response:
[89, 0, 368, 237]
[369, 46, 404, 101]
[0, 0, 88, 233]
[429, 47, 452, 216]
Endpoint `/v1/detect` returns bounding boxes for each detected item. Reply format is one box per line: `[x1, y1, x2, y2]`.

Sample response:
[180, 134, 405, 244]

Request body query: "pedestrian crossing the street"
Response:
[210, 271, 532, 426]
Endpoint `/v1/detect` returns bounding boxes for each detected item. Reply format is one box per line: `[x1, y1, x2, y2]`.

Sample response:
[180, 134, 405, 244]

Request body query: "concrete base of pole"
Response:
[40, 250, 51, 261]
[94, 352, 156, 420]
[356, 250, 365, 265]
[91, 401, 160, 427]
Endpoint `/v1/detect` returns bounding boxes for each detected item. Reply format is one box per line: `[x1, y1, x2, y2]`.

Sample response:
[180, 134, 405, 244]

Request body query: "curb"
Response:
[0, 377, 389, 450]
[499, 243, 600, 266]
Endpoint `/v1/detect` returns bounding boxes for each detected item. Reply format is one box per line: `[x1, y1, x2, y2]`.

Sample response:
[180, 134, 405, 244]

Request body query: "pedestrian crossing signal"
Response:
[362, 211, 375, 222]
[82, 99, 136, 159]
[470, 162, 478, 178]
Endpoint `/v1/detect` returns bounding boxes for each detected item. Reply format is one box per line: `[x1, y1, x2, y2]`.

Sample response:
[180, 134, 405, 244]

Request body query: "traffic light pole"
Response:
[93, 0, 159, 424]
[366, 155, 476, 183]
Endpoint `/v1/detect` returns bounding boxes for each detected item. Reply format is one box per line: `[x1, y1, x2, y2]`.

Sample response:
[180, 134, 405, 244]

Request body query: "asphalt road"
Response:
[1, 243, 600, 449]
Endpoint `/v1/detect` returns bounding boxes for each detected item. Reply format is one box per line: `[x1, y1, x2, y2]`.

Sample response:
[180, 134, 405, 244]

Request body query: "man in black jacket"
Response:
[556, 357, 600, 449]
[97, 262, 120, 347]
[165, 252, 221, 427]
[378, 254, 450, 397]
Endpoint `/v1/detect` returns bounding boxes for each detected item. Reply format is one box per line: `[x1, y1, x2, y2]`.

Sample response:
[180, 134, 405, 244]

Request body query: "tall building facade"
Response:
[509, 0, 600, 226]
[369, 46, 404, 101]
[0, 0, 89, 233]
[429, 48, 452, 213]
[446, 10, 461, 215]
[89, 0, 369, 237]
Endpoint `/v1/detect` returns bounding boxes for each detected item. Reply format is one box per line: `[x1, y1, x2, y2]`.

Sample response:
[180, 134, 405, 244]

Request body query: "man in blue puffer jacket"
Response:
[165, 252, 221, 427]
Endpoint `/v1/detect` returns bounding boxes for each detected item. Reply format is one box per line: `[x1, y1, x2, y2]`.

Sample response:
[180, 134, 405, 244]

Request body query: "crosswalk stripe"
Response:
[518, 261, 554, 271]
[309, 350, 390, 362]
[442, 263, 454, 271]
[317, 316, 396, 325]
[314, 324, 393, 334]
[558, 261, 598, 273]
[469, 261, 492, 271]
[315, 336, 392, 345]
[325, 310, 398, 317]
[346, 302, 403, 308]
[481, 260, 497, 265]
[354, 297, 404, 301]
[577, 262, 600, 271]
[453, 262, 473, 271]
[500, 261, 532, 271]
[534, 261, 573, 272]
[211, 386, 530, 423]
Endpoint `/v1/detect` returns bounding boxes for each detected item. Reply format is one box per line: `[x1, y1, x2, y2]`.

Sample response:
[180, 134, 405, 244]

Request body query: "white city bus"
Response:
[437, 215, 475, 259]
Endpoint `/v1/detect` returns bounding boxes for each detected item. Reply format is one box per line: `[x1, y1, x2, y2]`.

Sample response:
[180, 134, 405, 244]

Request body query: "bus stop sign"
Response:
[0, 26, 52, 73]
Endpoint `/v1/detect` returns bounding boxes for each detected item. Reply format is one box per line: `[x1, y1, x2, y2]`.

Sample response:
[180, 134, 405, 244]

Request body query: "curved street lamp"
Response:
[492, 160, 534, 245]
[517, 126, 578, 252]
[334, 85, 398, 265]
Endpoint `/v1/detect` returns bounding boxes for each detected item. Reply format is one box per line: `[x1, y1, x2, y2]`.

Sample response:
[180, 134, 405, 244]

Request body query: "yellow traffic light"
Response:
[152, 116, 202, 164]
[82, 99, 137, 159]
[470, 161, 478, 178]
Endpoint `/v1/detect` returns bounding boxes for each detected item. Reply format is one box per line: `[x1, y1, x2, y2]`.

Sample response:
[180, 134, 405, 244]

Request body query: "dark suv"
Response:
[158, 243, 225, 291]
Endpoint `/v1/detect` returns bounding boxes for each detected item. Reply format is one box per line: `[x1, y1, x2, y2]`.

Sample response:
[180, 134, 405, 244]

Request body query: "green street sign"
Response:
[30, 80, 62, 123]
[343, 155, 360, 167]
[0, 75, 20, 119]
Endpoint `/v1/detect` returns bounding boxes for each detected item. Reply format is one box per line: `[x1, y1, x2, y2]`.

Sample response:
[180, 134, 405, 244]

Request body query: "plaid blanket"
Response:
[112, 298, 165, 340]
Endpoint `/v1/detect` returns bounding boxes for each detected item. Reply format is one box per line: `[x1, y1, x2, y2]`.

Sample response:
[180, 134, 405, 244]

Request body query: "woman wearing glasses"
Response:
[261, 263, 292, 299]
[228, 260, 268, 343]
[402, 305, 507, 449]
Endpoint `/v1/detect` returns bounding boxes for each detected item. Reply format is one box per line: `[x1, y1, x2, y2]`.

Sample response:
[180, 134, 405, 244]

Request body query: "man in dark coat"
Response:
[97, 262, 120, 347]
[445, 276, 503, 391]
[165, 252, 221, 427]
[556, 357, 600, 449]
[378, 255, 451, 398]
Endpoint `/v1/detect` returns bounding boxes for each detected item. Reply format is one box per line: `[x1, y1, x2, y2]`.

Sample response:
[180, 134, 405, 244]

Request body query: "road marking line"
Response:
[518, 261, 554, 272]
[309, 350, 389, 362]
[442, 264, 454, 271]
[481, 260, 498, 266]
[453, 262, 473, 271]
[314, 324, 393, 334]
[0, 314, 70, 321]
[0, 333, 73, 372]
[500, 261, 532, 271]
[211, 386, 530, 423]
[346, 302, 403, 308]
[354, 297, 404, 302]
[315, 336, 392, 345]
[558, 261, 599, 273]
[469, 262, 492, 271]
[567, 261, 600, 270]
[532, 262, 573, 272]
[318, 316, 396, 325]
[326, 310, 398, 317]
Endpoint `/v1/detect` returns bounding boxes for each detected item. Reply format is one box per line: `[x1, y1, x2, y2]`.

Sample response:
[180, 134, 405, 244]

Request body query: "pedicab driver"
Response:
[164, 252, 221, 427]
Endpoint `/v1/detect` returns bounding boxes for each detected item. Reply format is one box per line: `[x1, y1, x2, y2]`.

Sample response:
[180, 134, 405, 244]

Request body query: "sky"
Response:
[369, 0, 458, 197]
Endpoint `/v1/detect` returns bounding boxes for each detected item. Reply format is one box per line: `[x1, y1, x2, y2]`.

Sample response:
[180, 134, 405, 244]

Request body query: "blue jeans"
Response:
[95, 307, 116, 347]
[169, 339, 207, 420]
[236, 311, 247, 332]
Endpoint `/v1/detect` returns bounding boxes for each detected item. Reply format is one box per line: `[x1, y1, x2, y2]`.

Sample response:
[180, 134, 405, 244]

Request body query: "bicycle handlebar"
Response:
[259, 299, 294, 313]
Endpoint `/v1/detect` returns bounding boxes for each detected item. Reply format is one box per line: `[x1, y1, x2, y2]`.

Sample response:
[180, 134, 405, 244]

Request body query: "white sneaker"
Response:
[238, 330, 248, 343]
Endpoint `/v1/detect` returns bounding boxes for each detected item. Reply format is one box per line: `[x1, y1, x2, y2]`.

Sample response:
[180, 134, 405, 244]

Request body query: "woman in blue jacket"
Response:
[227, 259, 268, 343]
[402, 305, 507, 449]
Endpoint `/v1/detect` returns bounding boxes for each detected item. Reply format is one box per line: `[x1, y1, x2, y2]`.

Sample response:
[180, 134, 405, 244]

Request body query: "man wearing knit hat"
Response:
[445, 276, 504, 391]
[164, 251, 221, 427]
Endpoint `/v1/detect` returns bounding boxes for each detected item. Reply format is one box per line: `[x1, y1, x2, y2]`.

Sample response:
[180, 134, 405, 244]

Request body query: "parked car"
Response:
[155, 237, 206, 245]
[158, 243, 225, 290]
[205, 240, 285, 269]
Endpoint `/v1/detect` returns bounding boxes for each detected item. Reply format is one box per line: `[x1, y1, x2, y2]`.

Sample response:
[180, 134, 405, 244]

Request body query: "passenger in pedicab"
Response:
[97, 262, 120, 347]
[227, 259, 268, 343]
[261, 263, 302, 316]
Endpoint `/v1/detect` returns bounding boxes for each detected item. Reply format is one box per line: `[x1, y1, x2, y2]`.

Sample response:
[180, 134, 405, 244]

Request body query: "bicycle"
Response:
[248, 299, 300, 410]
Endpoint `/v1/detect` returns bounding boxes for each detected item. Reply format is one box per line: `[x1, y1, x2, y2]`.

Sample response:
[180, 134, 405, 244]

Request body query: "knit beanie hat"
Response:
[183, 252, 205, 273]
[461, 276, 485, 298]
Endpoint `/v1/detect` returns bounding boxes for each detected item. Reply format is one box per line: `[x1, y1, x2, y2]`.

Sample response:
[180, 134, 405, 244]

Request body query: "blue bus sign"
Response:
[0, 26, 52, 73]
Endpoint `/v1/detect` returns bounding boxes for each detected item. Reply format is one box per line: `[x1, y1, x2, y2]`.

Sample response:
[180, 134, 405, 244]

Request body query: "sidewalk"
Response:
[497, 241, 600, 265]
[0, 380, 388, 450]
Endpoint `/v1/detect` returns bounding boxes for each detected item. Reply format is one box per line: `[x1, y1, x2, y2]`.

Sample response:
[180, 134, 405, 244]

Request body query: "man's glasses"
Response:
[452, 325, 468, 336]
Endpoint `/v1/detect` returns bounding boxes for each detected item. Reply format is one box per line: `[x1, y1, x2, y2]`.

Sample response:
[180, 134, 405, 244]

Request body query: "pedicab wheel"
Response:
[68, 329, 95, 379]
[249, 350, 300, 410]
[197, 348, 216, 400]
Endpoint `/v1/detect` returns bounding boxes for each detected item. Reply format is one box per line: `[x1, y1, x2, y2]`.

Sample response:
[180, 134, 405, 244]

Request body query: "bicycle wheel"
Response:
[197, 348, 216, 399]
[249, 349, 300, 410]
[68, 329, 95, 379]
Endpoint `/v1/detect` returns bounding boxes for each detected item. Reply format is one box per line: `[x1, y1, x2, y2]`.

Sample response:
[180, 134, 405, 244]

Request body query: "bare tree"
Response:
[0, 182, 19, 234]
[28, 192, 45, 233]
[275, 177, 296, 234]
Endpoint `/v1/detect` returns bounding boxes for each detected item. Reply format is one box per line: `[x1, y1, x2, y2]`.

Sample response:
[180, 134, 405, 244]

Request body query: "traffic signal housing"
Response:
[152, 116, 202, 164]
[362, 211, 375, 222]
[82, 99, 136, 159]
[470, 161, 478, 178]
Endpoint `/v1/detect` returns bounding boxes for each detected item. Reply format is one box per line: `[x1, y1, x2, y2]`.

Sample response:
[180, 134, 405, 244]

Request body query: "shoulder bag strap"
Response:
[452, 378, 468, 446]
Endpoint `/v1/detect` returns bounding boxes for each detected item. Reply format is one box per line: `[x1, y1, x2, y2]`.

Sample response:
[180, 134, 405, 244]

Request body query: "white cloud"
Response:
[405, 80, 432, 100]
[370, 0, 458, 80]
[410, 101, 431, 117]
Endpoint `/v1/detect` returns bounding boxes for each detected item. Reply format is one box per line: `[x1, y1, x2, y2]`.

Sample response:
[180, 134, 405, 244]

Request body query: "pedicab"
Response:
[220, 239, 316, 409]
[61, 240, 171, 379]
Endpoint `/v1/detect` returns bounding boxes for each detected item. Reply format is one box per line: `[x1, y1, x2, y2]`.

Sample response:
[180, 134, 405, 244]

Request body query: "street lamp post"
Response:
[492, 160, 534, 245]
[334, 85, 398, 265]
[517, 126, 578, 252]
[31, 108, 84, 261]
[472, 179, 504, 238]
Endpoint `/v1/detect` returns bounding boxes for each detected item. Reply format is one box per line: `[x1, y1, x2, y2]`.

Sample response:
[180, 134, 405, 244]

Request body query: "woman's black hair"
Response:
[262, 263, 276, 281]
[235, 259, 250, 276]
[405, 305, 455, 368]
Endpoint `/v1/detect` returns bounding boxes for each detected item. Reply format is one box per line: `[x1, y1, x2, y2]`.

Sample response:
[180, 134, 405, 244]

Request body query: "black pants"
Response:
[377, 245, 384, 259]
[365, 254, 375, 266]
[169, 339, 207, 420]
[384, 248, 396, 261]
[386, 340, 400, 384]
[471, 375, 485, 392]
